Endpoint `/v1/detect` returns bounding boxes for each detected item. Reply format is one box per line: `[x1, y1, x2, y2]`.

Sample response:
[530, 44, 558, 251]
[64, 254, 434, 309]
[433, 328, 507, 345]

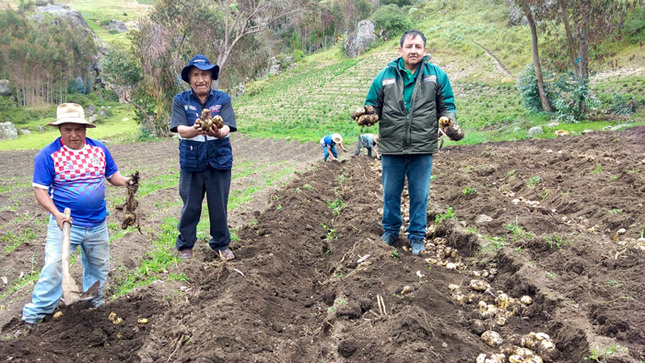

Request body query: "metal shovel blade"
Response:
[61, 208, 99, 306]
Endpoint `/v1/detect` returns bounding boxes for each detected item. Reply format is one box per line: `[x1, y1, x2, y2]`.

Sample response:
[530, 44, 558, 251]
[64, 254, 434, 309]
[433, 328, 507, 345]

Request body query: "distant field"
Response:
[0, 0, 151, 45]
[0, 104, 140, 151]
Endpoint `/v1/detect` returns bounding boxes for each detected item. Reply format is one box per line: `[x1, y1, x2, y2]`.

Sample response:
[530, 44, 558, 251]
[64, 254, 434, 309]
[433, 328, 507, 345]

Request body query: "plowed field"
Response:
[1, 128, 645, 362]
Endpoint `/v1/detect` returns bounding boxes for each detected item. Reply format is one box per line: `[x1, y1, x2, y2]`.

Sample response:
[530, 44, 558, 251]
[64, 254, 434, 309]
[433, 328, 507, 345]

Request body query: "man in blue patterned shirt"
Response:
[20, 103, 132, 334]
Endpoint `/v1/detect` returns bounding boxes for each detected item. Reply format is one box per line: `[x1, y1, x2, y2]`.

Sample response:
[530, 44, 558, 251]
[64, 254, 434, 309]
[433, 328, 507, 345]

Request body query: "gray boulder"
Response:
[527, 126, 544, 137]
[344, 20, 377, 58]
[268, 57, 282, 76]
[0, 122, 18, 140]
[106, 20, 128, 33]
[0, 80, 11, 96]
[86, 104, 97, 116]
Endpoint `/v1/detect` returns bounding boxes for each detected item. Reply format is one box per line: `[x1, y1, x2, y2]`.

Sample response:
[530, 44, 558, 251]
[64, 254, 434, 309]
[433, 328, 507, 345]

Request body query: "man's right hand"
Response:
[54, 211, 72, 230]
[351, 106, 379, 126]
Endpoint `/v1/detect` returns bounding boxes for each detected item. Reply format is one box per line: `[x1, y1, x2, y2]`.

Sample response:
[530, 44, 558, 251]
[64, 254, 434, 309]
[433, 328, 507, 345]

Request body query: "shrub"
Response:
[517, 64, 600, 123]
[293, 49, 305, 61]
[608, 93, 635, 115]
[370, 4, 413, 39]
[516, 64, 544, 113]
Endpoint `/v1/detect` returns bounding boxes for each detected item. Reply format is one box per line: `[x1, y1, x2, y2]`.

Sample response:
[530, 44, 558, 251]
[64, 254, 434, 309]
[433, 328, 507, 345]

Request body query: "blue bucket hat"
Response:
[181, 54, 220, 83]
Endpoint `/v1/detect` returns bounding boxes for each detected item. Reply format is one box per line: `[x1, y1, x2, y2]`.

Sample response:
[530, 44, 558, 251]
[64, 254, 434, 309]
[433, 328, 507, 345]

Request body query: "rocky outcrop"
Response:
[0, 122, 18, 140]
[106, 20, 128, 33]
[268, 56, 295, 76]
[0, 80, 11, 96]
[32, 4, 90, 30]
[30, 4, 104, 75]
[344, 20, 377, 58]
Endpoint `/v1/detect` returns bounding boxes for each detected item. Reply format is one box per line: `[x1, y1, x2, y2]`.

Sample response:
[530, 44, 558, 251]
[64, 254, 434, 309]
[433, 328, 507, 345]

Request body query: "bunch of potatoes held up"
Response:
[351, 105, 465, 141]
[196, 109, 224, 133]
[351, 105, 379, 126]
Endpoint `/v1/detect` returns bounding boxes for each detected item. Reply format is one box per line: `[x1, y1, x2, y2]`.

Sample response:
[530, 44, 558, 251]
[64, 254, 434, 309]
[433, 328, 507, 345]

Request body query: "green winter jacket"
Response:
[365, 55, 456, 155]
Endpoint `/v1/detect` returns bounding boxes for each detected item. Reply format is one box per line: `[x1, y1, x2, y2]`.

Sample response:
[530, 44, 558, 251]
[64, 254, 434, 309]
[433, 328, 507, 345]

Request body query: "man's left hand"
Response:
[438, 116, 465, 141]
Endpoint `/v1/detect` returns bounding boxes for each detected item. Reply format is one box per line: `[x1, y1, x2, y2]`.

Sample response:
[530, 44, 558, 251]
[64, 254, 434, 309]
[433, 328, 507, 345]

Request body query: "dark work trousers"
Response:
[176, 166, 231, 252]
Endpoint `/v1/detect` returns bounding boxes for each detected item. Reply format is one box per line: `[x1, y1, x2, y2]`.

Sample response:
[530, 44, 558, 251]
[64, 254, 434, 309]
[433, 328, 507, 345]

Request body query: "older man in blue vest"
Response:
[170, 54, 237, 261]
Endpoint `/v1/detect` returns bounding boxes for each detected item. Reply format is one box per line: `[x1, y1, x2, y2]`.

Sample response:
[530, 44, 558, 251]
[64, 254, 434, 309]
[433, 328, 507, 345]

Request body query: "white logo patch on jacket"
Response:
[382, 78, 395, 86]
[423, 75, 437, 83]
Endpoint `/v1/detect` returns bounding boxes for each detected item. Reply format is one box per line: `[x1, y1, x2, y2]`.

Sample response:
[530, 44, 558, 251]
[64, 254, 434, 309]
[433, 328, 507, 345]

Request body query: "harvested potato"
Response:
[195, 109, 224, 132]
[351, 105, 379, 126]
[481, 330, 504, 348]
[438, 116, 465, 141]
[470, 279, 491, 291]
[400, 285, 415, 295]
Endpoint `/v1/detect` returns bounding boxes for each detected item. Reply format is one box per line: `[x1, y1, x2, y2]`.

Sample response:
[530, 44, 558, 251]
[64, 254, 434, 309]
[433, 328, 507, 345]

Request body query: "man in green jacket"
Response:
[364, 30, 457, 255]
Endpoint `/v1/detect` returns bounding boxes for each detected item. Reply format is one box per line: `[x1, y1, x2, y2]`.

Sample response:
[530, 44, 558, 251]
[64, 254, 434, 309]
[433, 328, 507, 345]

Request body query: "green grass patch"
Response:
[110, 217, 181, 298]
[0, 269, 39, 300]
[2, 228, 38, 254]
[0, 103, 140, 151]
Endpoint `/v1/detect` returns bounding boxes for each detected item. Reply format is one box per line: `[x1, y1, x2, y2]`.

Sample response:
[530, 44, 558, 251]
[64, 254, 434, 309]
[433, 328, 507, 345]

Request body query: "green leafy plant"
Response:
[608, 208, 624, 214]
[390, 250, 399, 258]
[506, 217, 534, 241]
[435, 206, 456, 226]
[462, 186, 477, 196]
[593, 164, 603, 174]
[526, 175, 542, 188]
[545, 234, 569, 249]
[483, 236, 505, 251]
[326, 199, 346, 216]
[321, 223, 337, 240]
[459, 165, 473, 173]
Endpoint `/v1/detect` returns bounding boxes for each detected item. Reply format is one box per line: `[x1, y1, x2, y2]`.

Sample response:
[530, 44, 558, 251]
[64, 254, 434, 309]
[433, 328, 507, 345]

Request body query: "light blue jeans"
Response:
[381, 154, 434, 241]
[22, 218, 109, 324]
[322, 144, 338, 161]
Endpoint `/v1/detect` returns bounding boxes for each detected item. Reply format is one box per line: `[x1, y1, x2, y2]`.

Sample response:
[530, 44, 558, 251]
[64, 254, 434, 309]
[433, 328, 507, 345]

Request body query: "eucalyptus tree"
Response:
[517, 0, 642, 115]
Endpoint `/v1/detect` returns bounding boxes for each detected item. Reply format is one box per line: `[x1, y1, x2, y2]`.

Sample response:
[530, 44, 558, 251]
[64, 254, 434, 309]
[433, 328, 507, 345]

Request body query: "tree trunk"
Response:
[524, 4, 552, 113]
[557, 0, 587, 113]
[557, 0, 581, 81]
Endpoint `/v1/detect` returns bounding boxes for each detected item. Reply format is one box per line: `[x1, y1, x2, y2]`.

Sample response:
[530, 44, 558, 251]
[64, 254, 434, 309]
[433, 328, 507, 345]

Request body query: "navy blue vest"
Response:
[171, 90, 235, 172]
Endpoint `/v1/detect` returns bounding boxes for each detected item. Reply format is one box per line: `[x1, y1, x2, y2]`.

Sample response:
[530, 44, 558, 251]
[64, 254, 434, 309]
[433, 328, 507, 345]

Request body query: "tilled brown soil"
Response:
[1, 128, 645, 362]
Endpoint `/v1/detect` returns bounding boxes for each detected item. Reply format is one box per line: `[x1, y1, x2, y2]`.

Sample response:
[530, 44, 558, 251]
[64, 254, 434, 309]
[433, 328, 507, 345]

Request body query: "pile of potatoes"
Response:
[421, 237, 467, 271]
[476, 331, 557, 363]
[448, 281, 557, 362]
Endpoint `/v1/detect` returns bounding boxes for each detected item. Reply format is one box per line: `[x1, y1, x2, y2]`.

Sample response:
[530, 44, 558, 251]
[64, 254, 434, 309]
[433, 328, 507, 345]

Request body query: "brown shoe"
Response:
[179, 249, 194, 260]
[217, 248, 235, 261]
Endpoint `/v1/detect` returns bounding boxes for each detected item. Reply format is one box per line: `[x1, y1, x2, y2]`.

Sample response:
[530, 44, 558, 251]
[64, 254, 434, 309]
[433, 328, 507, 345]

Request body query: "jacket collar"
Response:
[388, 55, 432, 74]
